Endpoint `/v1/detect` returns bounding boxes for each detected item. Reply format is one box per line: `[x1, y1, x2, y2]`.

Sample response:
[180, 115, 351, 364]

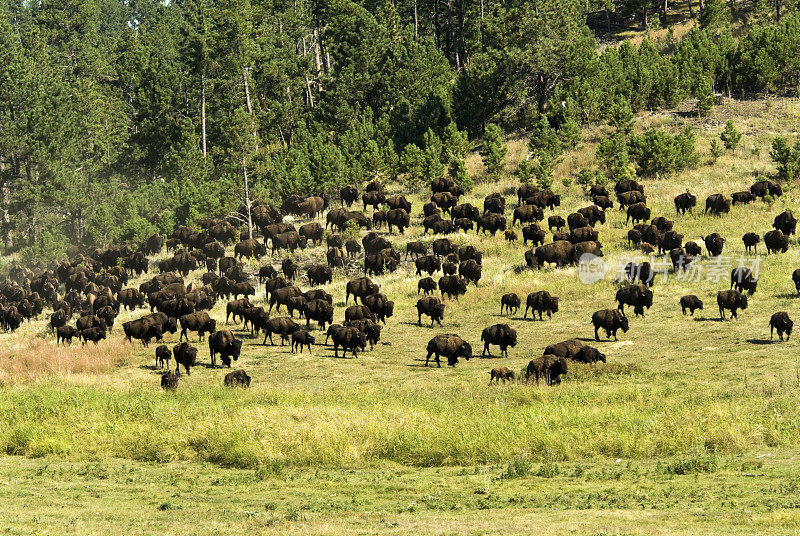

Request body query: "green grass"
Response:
[1, 97, 800, 532]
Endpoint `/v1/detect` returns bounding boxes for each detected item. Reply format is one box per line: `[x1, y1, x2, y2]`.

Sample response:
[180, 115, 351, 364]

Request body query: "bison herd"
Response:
[1, 171, 797, 392]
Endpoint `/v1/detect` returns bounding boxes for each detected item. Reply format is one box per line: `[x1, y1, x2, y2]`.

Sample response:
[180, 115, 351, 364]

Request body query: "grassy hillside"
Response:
[2, 97, 800, 533]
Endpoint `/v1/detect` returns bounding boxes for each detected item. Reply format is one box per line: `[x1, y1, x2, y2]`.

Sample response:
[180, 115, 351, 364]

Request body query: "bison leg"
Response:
[719, 307, 725, 320]
[594, 324, 600, 341]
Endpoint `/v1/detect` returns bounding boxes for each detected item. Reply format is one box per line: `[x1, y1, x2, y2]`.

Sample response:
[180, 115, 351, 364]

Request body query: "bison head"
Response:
[619, 315, 630, 333]
[229, 339, 243, 361]
[738, 294, 749, 310]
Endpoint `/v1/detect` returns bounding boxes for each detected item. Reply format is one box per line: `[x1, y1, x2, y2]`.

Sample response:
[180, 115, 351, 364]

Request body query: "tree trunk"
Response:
[1, 181, 12, 250]
[242, 65, 258, 151]
[201, 71, 207, 158]
[243, 157, 253, 240]
[414, 0, 419, 37]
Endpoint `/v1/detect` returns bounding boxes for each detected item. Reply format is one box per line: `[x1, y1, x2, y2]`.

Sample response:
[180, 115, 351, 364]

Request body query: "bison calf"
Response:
[224, 369, 251, 387]
[488, 367, 515, 385]
[291, 330, 315, 354]
[155, 345, 172, 368]
[500, 293, 521, 316]
[680, 295, 703, 316]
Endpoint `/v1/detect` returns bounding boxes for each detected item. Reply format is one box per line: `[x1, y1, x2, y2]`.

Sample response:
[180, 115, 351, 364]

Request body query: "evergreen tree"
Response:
[480, 123, 506, 179]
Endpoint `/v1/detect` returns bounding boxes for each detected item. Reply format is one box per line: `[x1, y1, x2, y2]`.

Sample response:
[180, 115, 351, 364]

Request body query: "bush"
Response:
[710, 139, 724, 162]
[720, 120, 742, 150]
[629, 127, 699, 176]
[770, 136, 800, 182]
[596, 134, 633, 181]
[501, 457, 532, 479]
[663, 454, 719, 475]
[575, 168, 605, 193]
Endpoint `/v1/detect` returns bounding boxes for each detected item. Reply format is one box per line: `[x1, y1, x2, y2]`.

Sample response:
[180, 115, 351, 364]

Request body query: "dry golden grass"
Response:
[0, 337, 133, 385]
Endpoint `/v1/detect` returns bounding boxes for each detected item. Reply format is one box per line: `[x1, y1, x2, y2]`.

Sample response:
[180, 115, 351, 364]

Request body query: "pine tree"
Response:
[481, 123, 507, 179]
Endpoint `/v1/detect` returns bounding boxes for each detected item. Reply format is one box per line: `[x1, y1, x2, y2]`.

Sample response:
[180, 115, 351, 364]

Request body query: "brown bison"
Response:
[425, 334, 472, 367]
[591, 309, 629, 341]
[717, 290, 748, 320]
[488, 367, 515, 384]
[224, 369, 251, 387]
[481, 324, 517, 357]
[416, 296, 446, 326]
[500, 293, 521, 315]
[524, 291, 559, 320]
[680, 295, 703, 316]
[209, 329, 243, 366]
[526, 355, 568, 385]
[770, 312, 793, 341]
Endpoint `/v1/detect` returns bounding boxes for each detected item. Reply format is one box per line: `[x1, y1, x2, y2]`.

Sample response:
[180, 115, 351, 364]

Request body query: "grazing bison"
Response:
[417, 277, 437, 295]
[172, 342, 198, 375]
[615, 284, 653, 317]
[567, 212, 589, 230]
[303, 299, 334, 330]
[524, 291, 559, 320]
[161, 371, 179, 390]
[262, 317, 300, 345]
[627, 229, 642, 247]
[387, 208, 411, 234]
[731, 267, 758, 295]
[79, 326, 106, 345]
[742, 232, 761, 253]
[488, 367, 515, 385]
[526, 356, 568, 385]
[226, 298, 254, 323]
[269, 286, 303, 314]
[484, 194, 506, 215]
[118, 288, 146, 311]
[224, 369, 251, 387]
[512, 205, 543, 226]
[234, 238, 267, 260]
[209, 329, 243, 367]
[548, 215, 565, 230]
[774, 210, 797, 236]
[432, 238, 454, 257]
[430, 192, 458, 214]
[522, 224, 546, 247]
[684, 241, 702, 256]
[577, 205, 606, 227]
[425, 334, 472, 367]
[623, 261, 654, 286]
[155, 345, 171, 368]
[731, 191, 756, 205]
[179, 311, 216, 341]
[531, 241, 574, 268]
[344, 318, 382, 349]
[703, 233, 725, 257]
[626, 203, 651, 225]
[307, 264, 333, 287]
[415, 255, 441, 276]
[346, 277, 380, 304]
[770, 312, 793, 341]
[680, 295, 703, 316]
[705, 194, 731, 215]
[291, 330, 315, 353]
[362, 293, 394, 324]
[481, 323, 517, 357]
[593, 195, 613, 210]
[331, 326, 367, 358]
[717, 290, 748, 320]
[344, 304, 376, 323]
[476, 213, 506, 235]
[500, 293, 521, 316]
[751, 179, 782, 198]
[591, 309, 629, 341]
[416, 296, 446, 326]
[569, 226, 599, 244]
[617, 190, 645, 209]
[363, 190, 386, 211]
[56, 325, 79, 345]
[439, 275, 468, 300]
[764, 230, 789, 254]
[458, 259, 481, 286]
[543, 339, 583, 359]
[282, 258, 298, 280]
[658, 230, 683, 254]
[572, 346, 607, 364]
[405, 241, 428, 259]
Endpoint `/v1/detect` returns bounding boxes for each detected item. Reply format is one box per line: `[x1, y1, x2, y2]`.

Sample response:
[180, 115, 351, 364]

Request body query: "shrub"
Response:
[502, 457, 532, 479]
[720, 120, 742, 150]
[596, 134, 633, 181]
[770, 136, 800, 182]
[710, 139, 724, 162]
[629, 127, 699, 176]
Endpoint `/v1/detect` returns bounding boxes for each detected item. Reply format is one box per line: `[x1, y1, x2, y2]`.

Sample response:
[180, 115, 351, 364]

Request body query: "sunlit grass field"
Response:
[2, 97, 800, 533]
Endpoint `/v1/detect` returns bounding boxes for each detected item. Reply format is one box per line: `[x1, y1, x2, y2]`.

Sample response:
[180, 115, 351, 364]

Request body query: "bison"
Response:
[679, 295, 703, 316]
[209, 329, 243, 366]
[425, 334, 472, 367]
[524, 291, 559, 320]
[770, 312, 793, 341]
[488, 367, 515, 384]
[500, 293, 520, 316]
[591, 309, 629, 341]
[481, 323, 517, 358]
[526, 355, 568, 385]
[717, 290, 748, 320]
